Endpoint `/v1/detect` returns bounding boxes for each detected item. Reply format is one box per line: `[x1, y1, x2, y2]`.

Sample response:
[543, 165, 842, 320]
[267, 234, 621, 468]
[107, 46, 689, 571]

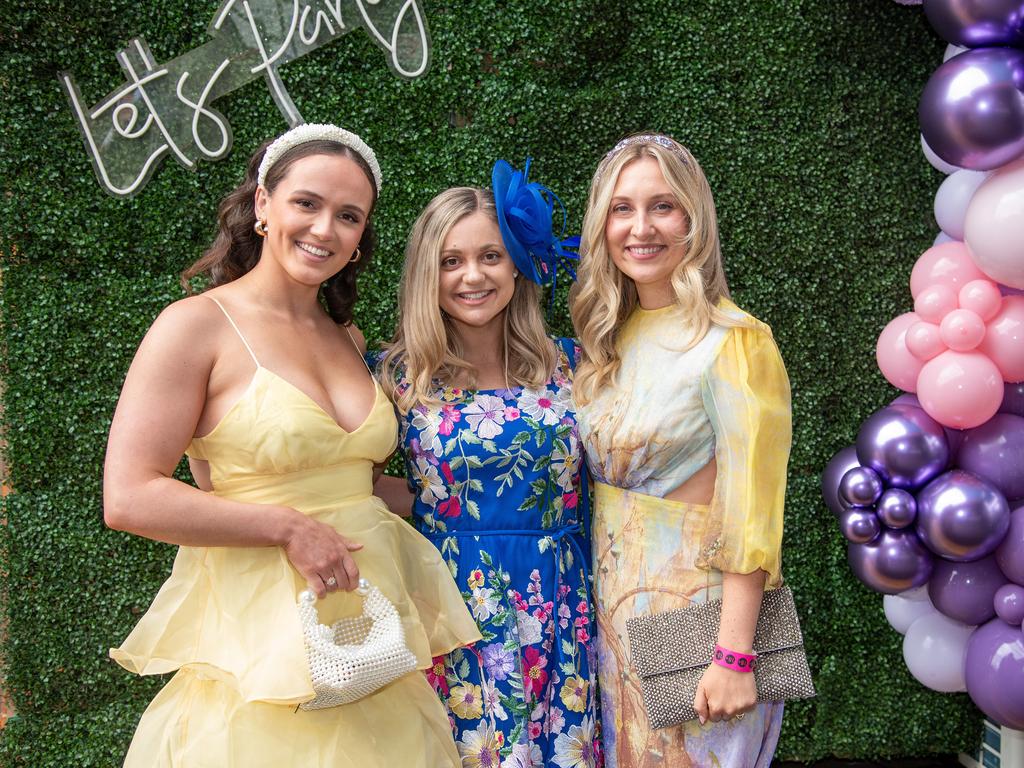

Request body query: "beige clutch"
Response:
[625, 586, 815, 728]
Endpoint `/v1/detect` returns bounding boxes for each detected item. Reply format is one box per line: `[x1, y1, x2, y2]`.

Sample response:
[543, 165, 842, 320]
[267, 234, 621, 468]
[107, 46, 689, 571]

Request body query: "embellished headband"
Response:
[492, 158, 580, 301]
[602, 133, 688, 165]
[257, 123, 383, 191]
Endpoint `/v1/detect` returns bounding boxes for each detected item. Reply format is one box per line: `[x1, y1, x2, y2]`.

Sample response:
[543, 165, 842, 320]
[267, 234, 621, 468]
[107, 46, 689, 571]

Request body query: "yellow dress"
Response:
[110, 301, 482, 767]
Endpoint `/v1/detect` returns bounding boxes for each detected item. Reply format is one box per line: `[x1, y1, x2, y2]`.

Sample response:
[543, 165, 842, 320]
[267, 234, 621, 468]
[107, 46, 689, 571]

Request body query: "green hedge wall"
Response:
[0, 0, 982, 763]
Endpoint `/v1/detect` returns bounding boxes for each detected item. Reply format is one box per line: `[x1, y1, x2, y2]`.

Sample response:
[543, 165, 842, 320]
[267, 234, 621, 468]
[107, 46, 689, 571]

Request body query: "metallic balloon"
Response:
[847, 529, 935, 595]
[822, 445, 860, 516]
[855, 404, 950, 490]
[1000, 381, 1024, 417]
[995, 505, 1024, 584]
[923, 0, 1024, 47]
[928, 554, 1007, 624]
[878, 488, 918, 529]
[995, 584, 1024, 625]
[919, 47, 1024, 171]
[966, 618, 1024, 729]
[916, 470, 1011, 561]
[958, 413, 1024, 500]
[839, 466, 884, 508]
[890, 393, 964, 460]
[839, 508, 882, 544]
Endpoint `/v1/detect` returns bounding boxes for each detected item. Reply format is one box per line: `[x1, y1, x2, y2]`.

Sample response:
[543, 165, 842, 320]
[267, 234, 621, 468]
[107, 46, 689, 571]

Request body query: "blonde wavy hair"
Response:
[570, 134, 739, 405]
[379, 186, 556, 413]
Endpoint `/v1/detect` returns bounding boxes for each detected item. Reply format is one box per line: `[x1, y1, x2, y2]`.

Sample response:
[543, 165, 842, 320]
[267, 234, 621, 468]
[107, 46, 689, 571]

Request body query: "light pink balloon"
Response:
[940, 309, 986, 351]
[910, 242, 988, 298]
[980, 295, 1024, 382]
[906, 321, 946, 361]
[915, 284, 958, 323]
[917, 350, 1004, 429]
[877, 312, 924, 393]
[959, 279, 1003, 321]
[964, 156, 1024, 290]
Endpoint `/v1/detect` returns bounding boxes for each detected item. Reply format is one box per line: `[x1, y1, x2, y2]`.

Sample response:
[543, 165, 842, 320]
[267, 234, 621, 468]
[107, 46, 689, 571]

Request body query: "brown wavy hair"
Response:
[181, 139, 378, 325]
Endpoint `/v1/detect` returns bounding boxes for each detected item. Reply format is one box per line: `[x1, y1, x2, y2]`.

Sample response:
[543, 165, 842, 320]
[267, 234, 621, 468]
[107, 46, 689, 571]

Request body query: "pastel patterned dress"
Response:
[381, 337, 601, 768]
[576, 300, 792, 768]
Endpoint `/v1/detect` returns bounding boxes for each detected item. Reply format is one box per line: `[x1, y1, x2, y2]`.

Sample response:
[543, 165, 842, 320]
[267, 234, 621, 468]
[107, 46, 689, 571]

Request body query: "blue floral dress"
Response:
[380, 338, 600, 768]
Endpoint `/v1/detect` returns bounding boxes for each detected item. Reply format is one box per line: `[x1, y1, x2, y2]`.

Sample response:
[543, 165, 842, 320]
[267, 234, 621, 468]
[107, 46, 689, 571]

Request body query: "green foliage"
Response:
[0, 0, 981, 763]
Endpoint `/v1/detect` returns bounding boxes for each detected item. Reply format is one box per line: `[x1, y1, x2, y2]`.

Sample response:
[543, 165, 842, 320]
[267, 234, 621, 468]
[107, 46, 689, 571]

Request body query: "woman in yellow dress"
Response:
[103, 124, 480, 767]
[570, 134, 792, 768]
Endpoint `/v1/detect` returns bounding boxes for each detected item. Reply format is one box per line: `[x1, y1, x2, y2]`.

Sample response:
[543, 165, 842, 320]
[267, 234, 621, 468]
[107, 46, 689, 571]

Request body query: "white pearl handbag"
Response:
[296, 579, 418, 710]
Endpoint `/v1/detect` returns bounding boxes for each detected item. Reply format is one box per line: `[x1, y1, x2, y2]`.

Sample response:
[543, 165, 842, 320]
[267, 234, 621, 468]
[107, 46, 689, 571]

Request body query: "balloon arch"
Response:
[824, 0, 1024, 732]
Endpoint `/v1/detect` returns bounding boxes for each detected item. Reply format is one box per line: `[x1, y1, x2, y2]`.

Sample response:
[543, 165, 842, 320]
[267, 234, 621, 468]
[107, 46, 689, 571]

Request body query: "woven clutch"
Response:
[625, 586, 815, 728]
[296, 579, 418, 710]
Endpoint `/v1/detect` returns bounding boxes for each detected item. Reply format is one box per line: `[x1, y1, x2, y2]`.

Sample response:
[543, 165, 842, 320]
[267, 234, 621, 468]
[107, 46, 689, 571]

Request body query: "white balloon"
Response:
[934, 169, 989, 241]
[884, 591, 937, 635]
[964, 156, 1024, 289]
[902, 612, 974, 693]
[944, 44, 968, 63]
[933, 231, 955, 248]
[922, 134, 961, 175]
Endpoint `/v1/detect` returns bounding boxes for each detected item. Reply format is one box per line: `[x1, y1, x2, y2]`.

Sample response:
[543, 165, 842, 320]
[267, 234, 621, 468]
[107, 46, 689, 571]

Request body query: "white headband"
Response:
[257, 123, 383, 192]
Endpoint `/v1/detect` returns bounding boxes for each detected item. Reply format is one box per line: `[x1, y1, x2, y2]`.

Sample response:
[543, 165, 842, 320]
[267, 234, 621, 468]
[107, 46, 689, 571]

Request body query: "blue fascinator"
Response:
[492, 158, 580, 301]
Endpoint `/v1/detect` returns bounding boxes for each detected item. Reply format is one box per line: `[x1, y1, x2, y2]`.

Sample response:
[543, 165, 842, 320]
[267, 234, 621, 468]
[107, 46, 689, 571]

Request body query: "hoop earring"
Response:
[350, 246, 362, 263]
[254, 219, 268, 237]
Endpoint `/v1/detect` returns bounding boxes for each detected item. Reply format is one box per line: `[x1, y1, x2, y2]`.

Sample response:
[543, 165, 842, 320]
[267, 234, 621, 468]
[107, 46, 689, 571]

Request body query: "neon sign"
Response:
[60, 0, 430, 197]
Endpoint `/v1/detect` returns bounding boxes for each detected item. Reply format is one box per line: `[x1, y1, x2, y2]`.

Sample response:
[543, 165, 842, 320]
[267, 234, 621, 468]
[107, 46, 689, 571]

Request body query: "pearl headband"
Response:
[257, 123, 383, 192]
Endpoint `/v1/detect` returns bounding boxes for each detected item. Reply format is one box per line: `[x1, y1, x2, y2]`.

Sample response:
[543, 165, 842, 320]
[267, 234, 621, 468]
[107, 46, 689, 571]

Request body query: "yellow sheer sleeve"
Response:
[697, 318, 791, 587]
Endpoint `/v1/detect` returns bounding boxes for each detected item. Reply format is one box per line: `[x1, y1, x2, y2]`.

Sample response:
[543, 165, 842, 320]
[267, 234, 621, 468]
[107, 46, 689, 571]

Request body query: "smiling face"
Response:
[437, 211, 516, 334]
[604, 156, 690, 309]
[254, 153, 374, 287]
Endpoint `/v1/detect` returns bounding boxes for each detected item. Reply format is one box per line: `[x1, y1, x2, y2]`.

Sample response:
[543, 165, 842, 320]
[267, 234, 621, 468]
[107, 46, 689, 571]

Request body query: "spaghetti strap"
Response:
[207, 297, 260, 367]
[344, 325, 374, 376]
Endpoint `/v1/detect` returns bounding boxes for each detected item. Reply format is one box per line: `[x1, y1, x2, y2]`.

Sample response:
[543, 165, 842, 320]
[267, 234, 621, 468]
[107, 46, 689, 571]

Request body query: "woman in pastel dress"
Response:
[103, 124, 479, 767]
[570, 134, 792, 768]
[373, 161, 601, 768]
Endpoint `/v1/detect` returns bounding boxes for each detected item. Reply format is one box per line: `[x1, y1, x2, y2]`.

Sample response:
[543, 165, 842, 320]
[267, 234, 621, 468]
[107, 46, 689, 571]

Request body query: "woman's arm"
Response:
[103, 299, 362, 597]
[374, 474, 414, 517]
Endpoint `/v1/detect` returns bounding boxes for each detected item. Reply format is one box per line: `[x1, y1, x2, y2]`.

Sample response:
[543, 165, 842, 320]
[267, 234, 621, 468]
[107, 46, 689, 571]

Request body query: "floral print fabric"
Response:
[387, 338, 601, 768]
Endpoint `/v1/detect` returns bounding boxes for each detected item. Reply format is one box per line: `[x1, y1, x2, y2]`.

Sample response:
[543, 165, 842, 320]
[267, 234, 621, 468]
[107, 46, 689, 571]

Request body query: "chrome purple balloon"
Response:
[822, 445, 860, 516]
[966, 618, 1024, 728]
[916, 470, 1010, 561]
[855, 404, 950, 490]
[878, 488, 918, 529]
[924, 0, 1024, 47]
[891, 393, 964, 462]
[839, 466, 884, 508]
[1000, 381, 1024, 417]
[995, 505, 1024, 584]
[958, 413, 1024, 500]
[919, 47, 1024, 170]
[848, 529, 934, 595]
[928, 554, 1006, 624]
[995, 584, 1024, 625]
[840, 508, 882, 544]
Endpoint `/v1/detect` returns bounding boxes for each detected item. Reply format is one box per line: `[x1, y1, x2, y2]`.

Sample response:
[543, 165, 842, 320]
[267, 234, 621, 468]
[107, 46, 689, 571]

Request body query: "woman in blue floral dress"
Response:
[373, 161, 600, 768]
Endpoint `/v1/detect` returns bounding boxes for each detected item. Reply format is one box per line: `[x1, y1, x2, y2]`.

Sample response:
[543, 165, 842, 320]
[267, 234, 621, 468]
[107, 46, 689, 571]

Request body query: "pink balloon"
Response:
[964, 156, 1024, 290]
[917, 350, 1004, 429]
[959, 279, 1003, 321]
[910, 242, 988, 298]
[906, 321, 946, 361]
[915, 284, 959, 323]
[940, 309, 986, 351]
[980, 296, 1024, 382]
[877, 312, 924, 393]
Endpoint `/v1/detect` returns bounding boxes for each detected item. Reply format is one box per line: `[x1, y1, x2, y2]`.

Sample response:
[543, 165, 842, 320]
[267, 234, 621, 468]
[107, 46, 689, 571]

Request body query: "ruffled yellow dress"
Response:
[110, 303, 481, 767]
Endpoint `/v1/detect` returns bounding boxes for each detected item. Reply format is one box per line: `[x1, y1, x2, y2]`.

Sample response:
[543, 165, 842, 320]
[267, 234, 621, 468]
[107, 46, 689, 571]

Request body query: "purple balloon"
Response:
[840, 508, 882, 544]
[822, 445, 860, 516]
[965, 618, 1024, 728]
[856, 404, 950, 490]
[996, 504, 1024, 584]
[891, 394, 964, 462]
[848, 529, 934, 595]
[917, 470, 1011, 561]
[958, 413, 1024, 500]
[839, 466, 884, 508]
[919, 47, 1024, 170]
[1000, 381, 1024, 417]
[995, 583, 1024, 625]
[924, 0, 1024, 47]
[928, 554, 1007, 624]
[878, 488, 918, 529]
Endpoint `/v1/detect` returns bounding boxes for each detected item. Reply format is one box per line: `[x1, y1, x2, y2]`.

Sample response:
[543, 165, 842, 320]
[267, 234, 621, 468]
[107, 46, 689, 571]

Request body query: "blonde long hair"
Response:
[570, 135, 738, 404]
[380, 187, 556, 413]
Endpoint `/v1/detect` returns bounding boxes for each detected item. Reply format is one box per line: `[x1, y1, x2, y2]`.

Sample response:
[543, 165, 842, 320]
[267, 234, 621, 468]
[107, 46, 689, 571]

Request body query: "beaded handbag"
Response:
[625, 586, 815, 728]
[296, 579, 418, 710]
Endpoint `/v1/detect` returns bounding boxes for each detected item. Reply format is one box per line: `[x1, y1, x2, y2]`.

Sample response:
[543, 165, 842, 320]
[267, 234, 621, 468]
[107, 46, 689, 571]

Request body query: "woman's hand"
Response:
[692, 661, 757, 724]
[281, 510, 364, 598]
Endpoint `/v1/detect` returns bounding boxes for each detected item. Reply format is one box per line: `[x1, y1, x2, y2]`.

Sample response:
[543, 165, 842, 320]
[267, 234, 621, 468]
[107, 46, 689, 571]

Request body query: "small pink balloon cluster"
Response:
[877, 241, 1024, 429]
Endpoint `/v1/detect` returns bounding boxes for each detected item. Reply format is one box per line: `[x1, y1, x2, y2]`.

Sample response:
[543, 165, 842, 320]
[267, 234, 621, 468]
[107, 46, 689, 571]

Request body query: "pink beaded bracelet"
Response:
[713, 644, 757, 673]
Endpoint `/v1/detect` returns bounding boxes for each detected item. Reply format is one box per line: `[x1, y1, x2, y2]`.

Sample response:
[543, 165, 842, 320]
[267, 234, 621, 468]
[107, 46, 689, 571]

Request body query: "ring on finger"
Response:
[325, 575, 338, 588]
[735, 713, 745, 721]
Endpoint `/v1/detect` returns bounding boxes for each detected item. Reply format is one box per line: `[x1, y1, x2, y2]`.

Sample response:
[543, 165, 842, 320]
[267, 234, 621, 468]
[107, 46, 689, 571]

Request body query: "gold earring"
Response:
[254, 219, 268, 237]
[350, 247, 362, 263]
